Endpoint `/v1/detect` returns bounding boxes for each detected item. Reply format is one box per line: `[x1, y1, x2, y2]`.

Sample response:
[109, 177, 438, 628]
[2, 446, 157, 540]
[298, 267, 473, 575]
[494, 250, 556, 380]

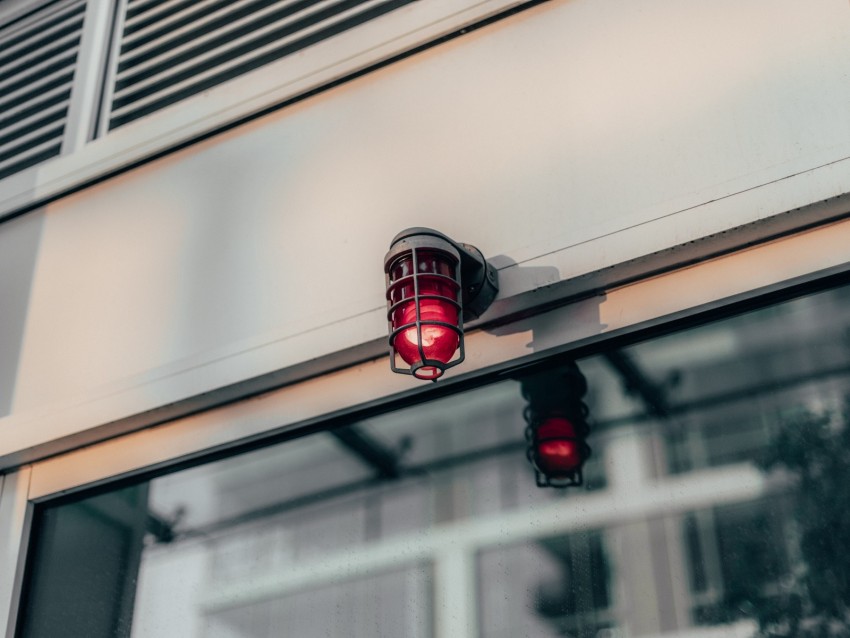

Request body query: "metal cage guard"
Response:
[384, 227, 499, 380]
[385, 243, 464, 379]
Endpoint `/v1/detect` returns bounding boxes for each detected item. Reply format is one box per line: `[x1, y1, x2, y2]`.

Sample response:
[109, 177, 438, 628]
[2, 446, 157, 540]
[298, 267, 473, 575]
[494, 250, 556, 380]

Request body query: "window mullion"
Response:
[434, 545, 477, 638]
[62, 0, 121, 151]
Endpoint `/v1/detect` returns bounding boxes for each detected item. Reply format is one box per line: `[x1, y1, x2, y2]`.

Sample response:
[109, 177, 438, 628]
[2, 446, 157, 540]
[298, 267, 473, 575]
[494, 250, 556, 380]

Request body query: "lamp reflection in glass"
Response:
[522, 363, 592, 487]
[384, 228, 498, 381]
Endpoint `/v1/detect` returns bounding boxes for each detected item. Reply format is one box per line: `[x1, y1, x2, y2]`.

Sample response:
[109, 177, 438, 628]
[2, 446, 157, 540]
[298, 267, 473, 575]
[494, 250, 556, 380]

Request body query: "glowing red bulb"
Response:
[388, 251, 460, 380]
[536, 416, 583, 475]
[394, 300, 459, 379]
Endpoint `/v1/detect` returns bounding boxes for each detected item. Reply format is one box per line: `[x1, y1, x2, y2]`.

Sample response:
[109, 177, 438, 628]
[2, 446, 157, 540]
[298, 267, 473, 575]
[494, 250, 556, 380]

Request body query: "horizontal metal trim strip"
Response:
[0, 5, 84, 67]
[110, 0, 406, 122]
[121, 0, 284, 57]
[0, 47, 76, 95]
[0, 28, 81, 86]
[0, 68, 74, 116]
[0, 85, 71, 132]
[0, 123, 64, 165]
[0, 140, 61, 181]
[0, 0, 85, 56]
[0, 102, 68, 148]
[116, 0, 364, 88]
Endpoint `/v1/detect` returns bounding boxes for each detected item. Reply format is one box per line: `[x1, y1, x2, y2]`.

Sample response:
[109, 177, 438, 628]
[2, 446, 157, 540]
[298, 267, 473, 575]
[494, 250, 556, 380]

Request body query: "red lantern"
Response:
[387, 244, 462, 380]
[385, 228, 498, 380]
[522, 365, 591, 487]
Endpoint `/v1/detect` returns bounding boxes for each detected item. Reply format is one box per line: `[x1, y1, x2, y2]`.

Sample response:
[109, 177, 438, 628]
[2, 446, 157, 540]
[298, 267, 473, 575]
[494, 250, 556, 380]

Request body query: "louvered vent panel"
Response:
[109, 0, 417, 130]
[0, 0, 85, 181]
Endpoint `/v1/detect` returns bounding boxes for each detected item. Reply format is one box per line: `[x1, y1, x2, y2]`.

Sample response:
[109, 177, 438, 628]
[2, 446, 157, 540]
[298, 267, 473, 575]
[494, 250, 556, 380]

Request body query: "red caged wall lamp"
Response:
[384, 227, 499, 380]
[522, 363, 592, 487]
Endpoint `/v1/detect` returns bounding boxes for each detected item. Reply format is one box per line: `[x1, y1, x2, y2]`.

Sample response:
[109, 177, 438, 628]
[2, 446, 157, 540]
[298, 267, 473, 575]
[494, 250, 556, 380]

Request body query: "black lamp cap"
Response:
[385, 227, 499, 321]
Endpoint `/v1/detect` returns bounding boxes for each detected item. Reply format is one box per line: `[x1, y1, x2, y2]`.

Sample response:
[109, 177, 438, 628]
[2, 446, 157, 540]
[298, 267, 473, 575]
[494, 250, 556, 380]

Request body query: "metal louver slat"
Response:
[0, 139, 63, 181]
[0, 68, 75, 115]
[0, 121, 65, 164]
[0, 2, 84, 64]
[0, 10, 83, 73]
[0, 27, 83, 85]
[0, 102, 69, 149]
[127, 0, 169, 18]
[0, 85, 72, 129]
[109, 0, 416, 129]
[115, 0, 342, 87]
[0, 0, 84, 182]
[0, 48, 76, 95]
[121, 0, 323, 63]
[122, 0, 259, 52]
[125, 0, 194, 30]
[117, 0, 338, 89]
[111, 0, 386, 112]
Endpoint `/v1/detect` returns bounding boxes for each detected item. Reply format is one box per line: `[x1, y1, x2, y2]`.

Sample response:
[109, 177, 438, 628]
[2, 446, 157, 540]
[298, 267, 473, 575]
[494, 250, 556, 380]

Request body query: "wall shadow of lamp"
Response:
[384, 227, 499, 381]
[522, 363, 592, 488]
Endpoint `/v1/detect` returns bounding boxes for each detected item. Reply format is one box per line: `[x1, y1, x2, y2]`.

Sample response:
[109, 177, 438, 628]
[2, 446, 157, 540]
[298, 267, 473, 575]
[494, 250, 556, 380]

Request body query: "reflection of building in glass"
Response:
[103, 285, 850, 637]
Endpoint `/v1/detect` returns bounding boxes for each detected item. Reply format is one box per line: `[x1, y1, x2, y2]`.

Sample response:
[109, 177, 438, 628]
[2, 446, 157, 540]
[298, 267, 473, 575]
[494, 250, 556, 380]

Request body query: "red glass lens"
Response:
[536, 416, 584, 475]
[389, 251, 459, 379]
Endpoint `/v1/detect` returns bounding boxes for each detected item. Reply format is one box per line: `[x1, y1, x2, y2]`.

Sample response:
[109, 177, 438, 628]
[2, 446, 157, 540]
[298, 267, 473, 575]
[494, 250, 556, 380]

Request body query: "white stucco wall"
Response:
[2, 0, 850, 460]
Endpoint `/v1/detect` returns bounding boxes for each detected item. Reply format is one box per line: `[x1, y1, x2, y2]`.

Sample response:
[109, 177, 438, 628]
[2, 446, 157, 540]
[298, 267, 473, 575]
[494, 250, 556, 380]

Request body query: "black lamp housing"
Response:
[521, 363, 592, 488]
[384, 227, 499, 380]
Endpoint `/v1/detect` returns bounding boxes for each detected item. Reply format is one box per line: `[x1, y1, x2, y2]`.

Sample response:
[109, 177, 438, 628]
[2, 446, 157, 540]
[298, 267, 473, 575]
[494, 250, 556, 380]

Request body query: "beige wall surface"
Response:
[3, 0, 850, 457]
